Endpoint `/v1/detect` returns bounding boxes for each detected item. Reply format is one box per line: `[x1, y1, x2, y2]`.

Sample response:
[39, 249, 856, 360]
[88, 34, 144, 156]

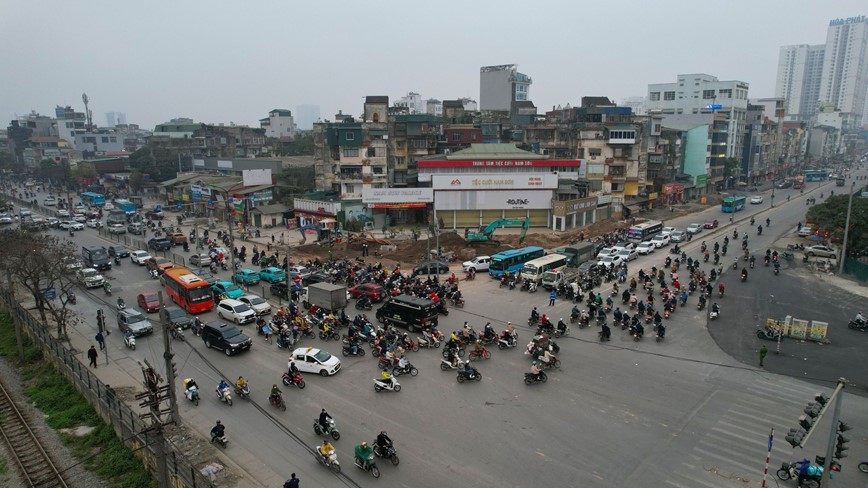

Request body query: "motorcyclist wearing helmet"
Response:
[855, 311, 865, 325]
[217, 379, 230, 400]
[319, 439, 335, 463]
[270, 384, 282, 403]
[556, 318, 567, 335]
[530, 361, 542, 381]
[288, 358, 299, 377]
[462, 359, 475, 379]
[530, 307, 539, 323]
[376, 431, 392, 451]
[210, 420, 225, 443]
[319, 408, 332, 431]
[355, 441, 374, 467]
[712, 303, 721, 315]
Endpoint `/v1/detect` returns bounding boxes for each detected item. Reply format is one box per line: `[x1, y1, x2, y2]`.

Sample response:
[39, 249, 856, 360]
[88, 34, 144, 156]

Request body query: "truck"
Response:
[82, 245, 112, 271]
[300, 282, 348, 312]
[552, 243, 596, 267]
[541, 268, 580, 291]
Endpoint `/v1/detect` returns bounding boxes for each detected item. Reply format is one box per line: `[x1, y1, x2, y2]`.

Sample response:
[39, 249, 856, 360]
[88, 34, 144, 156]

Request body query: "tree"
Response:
[129, 170, 144, 194]
[805, 194, 868, 255]
[722, 157, 741, 179]
[71, 162, 98, 186]
[274, 133, 314, 156]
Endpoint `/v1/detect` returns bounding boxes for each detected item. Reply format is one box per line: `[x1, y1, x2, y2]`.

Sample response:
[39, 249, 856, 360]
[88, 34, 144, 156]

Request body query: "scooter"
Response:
[373, 440, 400, 466]
[523, 371, 548, 385]
[216, 387, 233, 406]
[116, 298, 126, 311]
[456, 367, 482, 383]
[341, 343, 366, 356]
[373, 376, 401, 392]
[170, 325, 184, 341]
[123, 332, 136, 351]
[710, 307, 720, 320]
[756, 327, 782, 340]
[114, 255, 121, 266]
[776, 461, 820, 486]
[440, 358, 466, 371]
[67, 290, 76, 305]
[233, 384, 251, 401]
[496, 333, 518, 350]
[282, 371, 307, 389]
[211, 433, 228, 448]
[848, 319, 868, 330]
[313, 417, 341, 440]
[319, 449, 341, 474]
[417, 332, 443, 349]
[269, 394, 286, 411]
[391, 362, 418, 377]
[184, 386, 199, 406]
[354, 454, 381, 478]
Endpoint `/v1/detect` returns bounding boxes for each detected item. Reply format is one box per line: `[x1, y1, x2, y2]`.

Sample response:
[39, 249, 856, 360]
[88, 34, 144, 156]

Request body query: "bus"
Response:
[520, 254, 569, 284]
[626, 220, 663, 243]
[106, 209, 127, 226]
[792, 176, 805, 190]
[803, 170, 828, 182]
[80, 191, 106, 207]
[113, 199, 137, 214]
[161, 267, 215, 314]
[721, 196, 746, 213]
[488, 246, 545, 278]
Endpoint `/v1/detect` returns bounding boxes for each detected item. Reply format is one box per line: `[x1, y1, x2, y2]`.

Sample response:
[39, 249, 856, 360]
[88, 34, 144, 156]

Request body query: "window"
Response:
[702, 90, 715, 99]
[452, 132, 462, 142]
[649, 92, 660, 101]
[664, 91, 675, 101]
[101, 137, 109, 143]
[344, 184, 355, 194]
[719, 89, 732, 98]
[345, 132, 354, 141]
[343, 148, 359, 158]
[589, 148, 602, 157]
[395, 156, 405, 165]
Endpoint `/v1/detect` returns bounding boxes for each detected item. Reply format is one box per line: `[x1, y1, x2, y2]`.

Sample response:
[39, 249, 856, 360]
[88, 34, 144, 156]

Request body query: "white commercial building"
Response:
[260, 109, 297, 139]
[479, 64, 532, 112]
[395, 92, 425, 114]
[820, 15, 868, 129]
[646, 73, 749, 159]
[775, 44, 825, 122]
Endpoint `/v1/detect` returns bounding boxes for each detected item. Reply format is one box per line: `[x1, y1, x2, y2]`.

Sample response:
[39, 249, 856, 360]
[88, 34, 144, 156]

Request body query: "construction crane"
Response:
[464, 217, 529, 246]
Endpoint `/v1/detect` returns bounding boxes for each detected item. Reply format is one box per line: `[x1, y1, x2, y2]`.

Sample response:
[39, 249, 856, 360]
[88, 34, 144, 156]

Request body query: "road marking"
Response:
[693, 445, 759, 475]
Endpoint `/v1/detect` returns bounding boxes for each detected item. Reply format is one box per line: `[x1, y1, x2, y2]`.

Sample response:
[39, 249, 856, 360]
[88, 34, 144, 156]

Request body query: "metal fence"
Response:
[843, 256, 868, 282]
[1, 290, 215, 488]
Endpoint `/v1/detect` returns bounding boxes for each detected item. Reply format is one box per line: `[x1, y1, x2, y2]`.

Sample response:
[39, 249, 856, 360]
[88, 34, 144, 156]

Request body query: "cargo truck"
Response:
[552, 242, 596, 267]
[300, 282, 348, 312]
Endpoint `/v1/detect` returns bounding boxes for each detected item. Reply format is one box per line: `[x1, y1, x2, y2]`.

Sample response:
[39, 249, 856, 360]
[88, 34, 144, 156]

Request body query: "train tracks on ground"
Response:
[0, 377, 70, 488]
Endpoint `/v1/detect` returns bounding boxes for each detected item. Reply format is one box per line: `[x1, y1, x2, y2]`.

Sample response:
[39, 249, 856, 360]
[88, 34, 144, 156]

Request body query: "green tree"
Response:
[806, 194, 868, 255]
[129, 170, 144, 194]
[274, 133, 314, 156]
[722, 157, 741, 179]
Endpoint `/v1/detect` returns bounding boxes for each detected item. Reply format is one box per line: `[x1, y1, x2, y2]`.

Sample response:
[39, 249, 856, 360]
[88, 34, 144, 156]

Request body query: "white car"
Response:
[650, 234, 671, 248]
[597, 255, 623, 269]
[612, 242, 635, 253]
[103, 202, 114, 210]
[0, 214, 12, 225]
[291, 347, 342, 377]
[660, 227, 676, 237]
[750, 196, 764, 204]
[130, 250, 152, 265]
[56, 209, 69, 218]
[86, 219, 101, 228]
[77, 268, 105, 288]
[108, 223, 126, 234]
[64, 256, 82, 270]
[238, 294, 272, 316]
[636, 241, 656, 255]
[43, 197, 57, 206]
[216, 298, 256, 325]
[596, 247, 617, 259]
[617, 249, 638, 262]
[64, 221, 84, 230]
[686, 223, 703, 235]
[462, 256, 491, 272]
[288, 266, 311, 281]
[72, 214, 87, 223]
[669, 230, 686, 243]
[74, 203, 86, 212]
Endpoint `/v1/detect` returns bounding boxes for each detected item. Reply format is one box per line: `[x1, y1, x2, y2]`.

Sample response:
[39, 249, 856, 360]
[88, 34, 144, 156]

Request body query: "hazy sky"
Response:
[1, 1, 863, 130]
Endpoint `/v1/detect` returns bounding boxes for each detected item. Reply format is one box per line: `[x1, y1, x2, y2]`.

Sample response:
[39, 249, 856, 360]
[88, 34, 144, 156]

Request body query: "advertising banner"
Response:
[432, 173, 557, 190]
[435, 190, 552, 210]
[808, 321, 828, 341]
[362, 188, 433, 204]
[789, 318, 809, 339]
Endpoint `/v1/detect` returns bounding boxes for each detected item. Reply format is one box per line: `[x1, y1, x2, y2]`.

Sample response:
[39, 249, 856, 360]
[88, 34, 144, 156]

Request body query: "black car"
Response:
[578, 261, 603, 276]
[145, 210, 164, 220]
[304, 272, 333, 285]
[148, 238, 172, 251]
[270, 282, 290, 299]
[201, 321, 252, 356]
[105, 245, 130, 258]
[375, 294, 439, 333]
[413, 261, 450, 275]
[162, 305, 193, 329]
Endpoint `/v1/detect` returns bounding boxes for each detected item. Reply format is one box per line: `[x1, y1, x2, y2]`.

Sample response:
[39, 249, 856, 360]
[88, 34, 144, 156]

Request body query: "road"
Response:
[4, 176, 868, 488]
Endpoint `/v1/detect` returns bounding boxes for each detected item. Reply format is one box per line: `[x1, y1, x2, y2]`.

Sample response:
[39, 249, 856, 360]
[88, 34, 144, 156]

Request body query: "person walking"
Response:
[87, 345, 98, 368]
[95, 331, 105, 350]
[759, 344, 768, 367]
[283, 473, 300, 488]
[549, 290, 557, 307]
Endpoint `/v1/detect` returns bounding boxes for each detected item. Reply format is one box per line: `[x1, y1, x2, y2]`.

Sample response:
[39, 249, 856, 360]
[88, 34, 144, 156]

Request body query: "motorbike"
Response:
[313, 417, 341, 440]
[756, 327, 782, 340]
[373, 376, 401, 392]
[276, 334, 293, 350]
[123, 332, 136, 351]
[282, 371, 307, 389]
[116, 298, 126, 311]
[184, 386, 199, 406]
[104, 283, 112, 296]
[554, 325, 570, 338]
[341, 343, 366, 356]
[233, 384, 251, 401]
[373, 440, 400, 466]
[655, 328, 665, 342]
[777, 461, 820, 487]
[497, 333, 518, 350]
[524, 370, 548, 385]
[468, 347, 491, 361]
[355, 300, 373, 311]
[354, 454, 381, 478]
[450, 296, 465, 308]
[456, 367, 482, 383]
[774, 265, 780, 275]
[787, 243, 805, 251]
[319, 328, 341, 341]
[710, 308, 720, 321]
[67, 291, 76, 305]
[392, 362, 419, 377]
[417, 332, 443, 349]
[848, 319, 868, 330]
[216, 387, 233, 406]
[718, 288, 725, 298]
[170, 325, 185, 341]
[858, 460, 868, 473]
[441, 345, 465, 359]
[211, 433, 228, 449]
[440, 358, 466, 371]
[114, 255, 121, 266]
[740, 272, 747, 282]
[319, 449, 341, 473]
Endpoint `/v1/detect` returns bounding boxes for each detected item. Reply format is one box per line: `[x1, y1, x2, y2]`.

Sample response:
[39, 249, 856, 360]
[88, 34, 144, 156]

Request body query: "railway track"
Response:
[0, 378, 70, 488]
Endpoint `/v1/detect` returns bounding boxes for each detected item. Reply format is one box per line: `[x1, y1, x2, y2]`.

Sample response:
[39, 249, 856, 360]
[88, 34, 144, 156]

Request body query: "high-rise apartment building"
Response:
[819, 15, 868, 128]
[105, 112, 127, 127]
[479, 64, 532, 112]
[775, 44, 825, 122]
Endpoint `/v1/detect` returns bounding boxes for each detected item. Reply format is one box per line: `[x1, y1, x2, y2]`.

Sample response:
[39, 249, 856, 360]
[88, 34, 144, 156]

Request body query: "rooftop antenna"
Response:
[82, 93, 93, 131]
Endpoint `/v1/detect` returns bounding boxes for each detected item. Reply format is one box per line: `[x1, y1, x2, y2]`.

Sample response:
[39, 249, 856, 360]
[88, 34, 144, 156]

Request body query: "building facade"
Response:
[820, 15, 868, 129]
[776, 44, 825, 122]
[479, 64, 532, 113]
[260, 109, 297, 139]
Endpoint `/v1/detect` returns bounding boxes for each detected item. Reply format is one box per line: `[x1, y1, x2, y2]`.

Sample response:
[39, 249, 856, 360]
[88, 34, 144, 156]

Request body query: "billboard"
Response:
[435, 190, 552, 210]
[432, 173, 558, 190]
[362, 188, 433, 204]
[243, 169, 272, 186]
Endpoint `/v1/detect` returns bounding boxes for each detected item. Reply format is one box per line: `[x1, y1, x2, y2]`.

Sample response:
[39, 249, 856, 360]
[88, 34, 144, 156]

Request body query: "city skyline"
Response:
[1, 1, 864, 129]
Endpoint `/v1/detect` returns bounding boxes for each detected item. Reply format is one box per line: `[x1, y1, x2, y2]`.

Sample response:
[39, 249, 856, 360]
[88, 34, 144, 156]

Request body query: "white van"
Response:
[462, 256, 491, 272]
[216, 299, 256, 325]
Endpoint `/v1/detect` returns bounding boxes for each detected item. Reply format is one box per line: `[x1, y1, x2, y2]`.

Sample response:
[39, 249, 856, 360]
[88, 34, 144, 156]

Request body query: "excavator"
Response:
[464, 217, 529, 246]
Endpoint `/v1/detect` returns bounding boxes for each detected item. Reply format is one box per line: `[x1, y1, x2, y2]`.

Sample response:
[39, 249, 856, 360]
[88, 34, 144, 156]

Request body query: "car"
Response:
[597, 255, 623, 269]
[108, 223, 126, 234]
[201, 321, 252, 356]
[117, 309, 154, 337]
[148, 237, 172, 251]
[189, 253, 211, 267]
[669, 230, 686, 243]
[130, 250, 152, 265]
[216, 298, 256, 325]
[462, 256, 491, 272]
[46, 217, 60, 228]
[305, 272, 334, 285]
[291, 347, 342, 377]
[636, 241, 656, 255]
[72, 214, 87, 223]
[193, 270, 218, 286]
[102, 202, 114, 211]
[137, 292, 161, 313]
[596, 247, 617, 259]
[777, 181, 793, 189]
[105, 245, 130, 258]
[74, 203, 86, 212]
[0, 214, 12, 225]
[287, 266, 311, 281]
[750, 195, 764, 204]
[805, 245, 837, 259]
[413, 261, 450, 275]
[213, 280, 244, 300]
[18, 209, 31, 218]
[163, 306, 193, 329]
[577, 261, 603, 276]
[145, 210, 164, 220]
[270, 282, 291, 299]
[797, 226, 814, 238]
[64, 256, 83, 270]
[233, 268, 261, 285]
[43, 196, 57, 206]
[238, 294, 272, 316]
[128, 222, 144, 235]
[650, 234, 671, 248]
[77, 267, 105, 288]
[660, 227, 676, 237]
[616, 249, 638, 262]
[69, 221, 84, 230]
[145, 256, 174, 274]
[349, 283, 386, 302]
[259, 266, 286, 283]
[86, 219, 101, 228]
[703, 219, 719, 229]
[686, 223, 703, 235]
[56, 209, 69, 218]
[167, 232, 187, 245]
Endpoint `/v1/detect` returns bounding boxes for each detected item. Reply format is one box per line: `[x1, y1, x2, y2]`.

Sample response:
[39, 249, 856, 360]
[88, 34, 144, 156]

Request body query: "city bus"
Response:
[80, 192, 106, 207]
[520, 253, 569, 284]
[803, 170, 828, 182]
[161, 267, 215, 313]
[488, 246, 545, 278]
[721, 196, 746, 213]
[626, 220, 664, 243]
[113, 199, 137, 214]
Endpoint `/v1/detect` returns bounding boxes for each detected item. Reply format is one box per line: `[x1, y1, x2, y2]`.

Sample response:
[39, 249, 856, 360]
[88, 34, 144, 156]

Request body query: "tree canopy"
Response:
[805, 193, 868, 255]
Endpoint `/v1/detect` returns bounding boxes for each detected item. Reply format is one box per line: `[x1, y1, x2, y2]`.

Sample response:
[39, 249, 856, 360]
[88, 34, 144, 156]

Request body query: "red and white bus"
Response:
[161, 267, 215, 314]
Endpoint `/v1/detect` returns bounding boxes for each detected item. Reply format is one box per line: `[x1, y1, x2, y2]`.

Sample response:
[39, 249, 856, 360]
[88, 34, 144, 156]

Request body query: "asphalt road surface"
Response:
[5, 177, 868, 488]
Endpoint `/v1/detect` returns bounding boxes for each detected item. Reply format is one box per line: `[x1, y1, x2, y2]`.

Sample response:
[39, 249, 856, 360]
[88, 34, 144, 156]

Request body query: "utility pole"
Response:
[158, 291, 179, 422]
[135, 359, 172, 488]
[837, 181, 856, 275]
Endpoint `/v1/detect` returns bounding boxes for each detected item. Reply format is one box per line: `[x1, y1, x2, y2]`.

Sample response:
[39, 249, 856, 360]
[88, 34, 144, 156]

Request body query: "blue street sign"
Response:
[155, 204, 162, 212]
[705, 104, 722, 110]
[176, 202, 182, 209]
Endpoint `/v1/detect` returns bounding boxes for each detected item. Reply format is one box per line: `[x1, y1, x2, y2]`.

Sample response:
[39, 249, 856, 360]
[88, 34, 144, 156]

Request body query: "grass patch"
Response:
[0, 458, 7, 474]
[0, 311, 156, 488]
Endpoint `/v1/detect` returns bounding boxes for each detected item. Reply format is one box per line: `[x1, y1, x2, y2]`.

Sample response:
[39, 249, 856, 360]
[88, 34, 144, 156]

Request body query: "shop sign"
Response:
[362, 188, 433, 204]
[552, 197, 597, 216]
[435, 190, 552, 210]
[252, 190, 273, 202]
[432, 173, 557, 190]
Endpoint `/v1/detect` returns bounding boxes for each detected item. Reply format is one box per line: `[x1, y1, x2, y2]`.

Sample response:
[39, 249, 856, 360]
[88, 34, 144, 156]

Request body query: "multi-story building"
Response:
[660, 113, 730, 194]
[646, 73, 749, 161]
[388, 113, 438, 190]
[479, 64, 532, 113]
[394, 92, 425, 114]
[820, 15, 868, 129]
[742, 104, 779, 184]
[260, 109, 297, 139]
[74, 129, 126, 155]
[55, 106, 87, 147]
[576, 122, 643, 201]
[425, 99, 442, 117]
[149, 119, 267, 159]
[776, 44, 825, 122]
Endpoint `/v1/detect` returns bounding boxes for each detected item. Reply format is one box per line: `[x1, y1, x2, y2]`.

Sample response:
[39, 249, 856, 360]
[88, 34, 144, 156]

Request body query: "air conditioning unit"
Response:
[591, 156, 596, 160]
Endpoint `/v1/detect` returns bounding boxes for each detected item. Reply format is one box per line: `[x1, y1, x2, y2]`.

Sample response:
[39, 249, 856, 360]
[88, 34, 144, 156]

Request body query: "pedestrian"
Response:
[284, 473, 300, 488]
[95, 331, 105, 350]
[87, 345, 98, 368]
[759, 344, 768, 367]
[271, 234, 275, 244]
[549, 290, 556, 306]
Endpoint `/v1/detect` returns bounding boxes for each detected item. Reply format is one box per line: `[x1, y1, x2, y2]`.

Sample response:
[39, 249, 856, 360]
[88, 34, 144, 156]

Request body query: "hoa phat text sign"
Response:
[432, 173, 557, 190]
[362, 188, 433, 204]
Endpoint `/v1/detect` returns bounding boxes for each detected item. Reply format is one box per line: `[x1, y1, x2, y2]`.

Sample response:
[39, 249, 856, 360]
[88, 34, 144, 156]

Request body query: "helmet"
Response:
[381, 431, 387, 436]
[532, 360, 538, 365]
[507, 322, 512, 325]
[361, 441, 368, 447]
[560, 318, 563, 321]
[216, 420, 222, 425]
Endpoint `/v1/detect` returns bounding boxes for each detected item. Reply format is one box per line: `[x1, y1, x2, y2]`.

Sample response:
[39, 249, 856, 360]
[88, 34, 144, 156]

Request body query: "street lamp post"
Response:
[770, 187, 775, 208]
[838, 181, 856, 275]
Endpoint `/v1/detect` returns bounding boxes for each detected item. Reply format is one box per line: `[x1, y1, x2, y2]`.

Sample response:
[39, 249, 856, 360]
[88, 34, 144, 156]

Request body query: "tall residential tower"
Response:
[775, 44, 825, 122]
[819, 15, 868, 128]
